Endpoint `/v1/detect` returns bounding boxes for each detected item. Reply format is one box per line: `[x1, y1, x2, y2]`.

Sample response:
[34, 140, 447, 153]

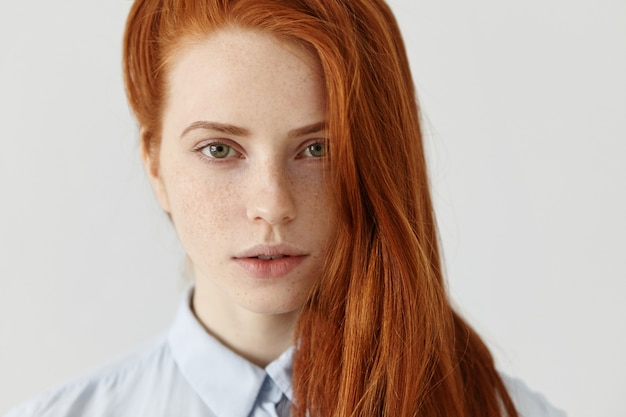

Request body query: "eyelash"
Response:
[192, 140, 242, 162]
[297, 140, 327, 159]
[191, 138, 328, 162]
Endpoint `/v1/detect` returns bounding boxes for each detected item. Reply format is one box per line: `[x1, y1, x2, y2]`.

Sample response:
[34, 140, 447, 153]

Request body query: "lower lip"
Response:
[233, 256, 307, 279]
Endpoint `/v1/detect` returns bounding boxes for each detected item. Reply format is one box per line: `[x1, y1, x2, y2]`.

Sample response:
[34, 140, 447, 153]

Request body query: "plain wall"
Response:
[1, 1, 624, 415]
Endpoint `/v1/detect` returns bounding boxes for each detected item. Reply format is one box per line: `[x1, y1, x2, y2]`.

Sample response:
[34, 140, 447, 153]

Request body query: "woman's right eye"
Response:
[200, 142, 239, 159]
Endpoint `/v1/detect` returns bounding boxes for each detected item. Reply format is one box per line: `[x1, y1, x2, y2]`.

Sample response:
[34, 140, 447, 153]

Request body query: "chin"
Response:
[239, 294, 307, 317]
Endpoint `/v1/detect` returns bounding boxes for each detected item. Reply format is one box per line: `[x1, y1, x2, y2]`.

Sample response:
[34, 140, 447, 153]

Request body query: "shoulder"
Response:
[3, 336, 176, 417]
[501, 374, 567, 417]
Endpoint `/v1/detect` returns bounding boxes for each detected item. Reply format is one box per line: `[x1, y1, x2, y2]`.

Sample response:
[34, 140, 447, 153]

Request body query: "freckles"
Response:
[172, 172, 240, 243]
[299, 181, 331, 215]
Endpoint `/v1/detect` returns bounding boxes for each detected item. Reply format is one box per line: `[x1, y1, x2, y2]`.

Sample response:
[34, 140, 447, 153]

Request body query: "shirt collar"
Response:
[167, 288, 294, 415]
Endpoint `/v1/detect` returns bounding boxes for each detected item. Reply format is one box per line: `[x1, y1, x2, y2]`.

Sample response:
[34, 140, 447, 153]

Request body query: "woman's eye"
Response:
[302, 142, 327, 158]
[201, 143, 237, 159]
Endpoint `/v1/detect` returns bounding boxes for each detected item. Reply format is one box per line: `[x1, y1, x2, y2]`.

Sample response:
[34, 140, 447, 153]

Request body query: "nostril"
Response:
[246, 190, 297, 225]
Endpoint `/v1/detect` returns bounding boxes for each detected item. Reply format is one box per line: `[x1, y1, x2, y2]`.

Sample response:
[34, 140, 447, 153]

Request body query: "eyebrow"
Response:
[180, 121, 326, 139]
[181, 121, 249, 138]
[288, 121, 326, 138]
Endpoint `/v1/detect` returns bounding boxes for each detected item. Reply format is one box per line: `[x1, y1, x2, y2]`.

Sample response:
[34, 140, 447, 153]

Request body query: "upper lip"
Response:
[234, 244, 307, 259]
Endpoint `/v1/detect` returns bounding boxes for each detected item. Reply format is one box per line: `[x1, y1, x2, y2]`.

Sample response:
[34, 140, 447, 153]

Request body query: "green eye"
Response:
[203, 143, 234, 159]
[305, 142, 326, 158]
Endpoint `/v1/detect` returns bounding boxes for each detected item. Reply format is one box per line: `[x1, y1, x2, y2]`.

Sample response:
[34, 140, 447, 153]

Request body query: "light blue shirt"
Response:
[5, 290, 566, 417]
[5, 291, 293, 417]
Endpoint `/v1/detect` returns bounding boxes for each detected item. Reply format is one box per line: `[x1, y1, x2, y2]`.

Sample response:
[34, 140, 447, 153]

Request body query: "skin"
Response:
[143, 28, 334, 367]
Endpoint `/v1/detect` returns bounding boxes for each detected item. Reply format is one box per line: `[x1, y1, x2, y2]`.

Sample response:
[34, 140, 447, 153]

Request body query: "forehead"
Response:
[166, 28, 322, 92]
[162, 28, 326, 131]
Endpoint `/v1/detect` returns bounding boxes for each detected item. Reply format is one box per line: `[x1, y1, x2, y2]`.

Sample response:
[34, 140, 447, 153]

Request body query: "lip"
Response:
[233, 244, 308, 279]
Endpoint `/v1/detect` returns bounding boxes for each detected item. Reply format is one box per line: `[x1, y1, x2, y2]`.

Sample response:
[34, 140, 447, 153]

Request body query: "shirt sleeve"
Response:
[501, 374, 567, 417]
[3, 387, 80, 417]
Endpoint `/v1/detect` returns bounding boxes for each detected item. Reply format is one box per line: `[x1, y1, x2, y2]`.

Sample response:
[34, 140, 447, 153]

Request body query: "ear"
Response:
[140, 128, 171, 213]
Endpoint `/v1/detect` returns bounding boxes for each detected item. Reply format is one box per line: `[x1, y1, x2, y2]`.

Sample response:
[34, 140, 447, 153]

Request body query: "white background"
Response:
[0, 1, 624, 416]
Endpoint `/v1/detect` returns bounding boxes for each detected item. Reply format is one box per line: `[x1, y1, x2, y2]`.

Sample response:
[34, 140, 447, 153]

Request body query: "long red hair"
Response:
[123, 1, 519, 416]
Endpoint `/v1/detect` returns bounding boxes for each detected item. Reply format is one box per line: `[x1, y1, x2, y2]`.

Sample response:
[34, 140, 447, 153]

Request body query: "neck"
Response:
[192, 283, 299, 368]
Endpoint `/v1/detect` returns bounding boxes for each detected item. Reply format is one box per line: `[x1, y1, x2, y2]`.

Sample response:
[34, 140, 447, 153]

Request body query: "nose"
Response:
[246, 160, 296, 225]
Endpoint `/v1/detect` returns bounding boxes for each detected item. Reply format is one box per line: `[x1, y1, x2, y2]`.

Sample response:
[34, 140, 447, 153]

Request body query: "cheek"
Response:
[294, 173, 335, 235]
[165, 169, 240, 247]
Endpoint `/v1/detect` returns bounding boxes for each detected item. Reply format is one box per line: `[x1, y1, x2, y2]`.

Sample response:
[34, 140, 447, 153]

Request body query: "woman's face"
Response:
[146, 28, 333, 318]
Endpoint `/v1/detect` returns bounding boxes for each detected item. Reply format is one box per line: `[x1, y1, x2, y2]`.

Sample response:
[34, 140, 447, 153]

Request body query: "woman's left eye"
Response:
[200, 143, 239, 159]
[301, 141, 327, 158]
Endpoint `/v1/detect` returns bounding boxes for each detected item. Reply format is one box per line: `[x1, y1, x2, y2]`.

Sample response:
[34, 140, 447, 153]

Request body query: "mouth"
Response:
[234, 245, 307, 278]
[253, 255, 290, 261]
[235, 243, 306, 260]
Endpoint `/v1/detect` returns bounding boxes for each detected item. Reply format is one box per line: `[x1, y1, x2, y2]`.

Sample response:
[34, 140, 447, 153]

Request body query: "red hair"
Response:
[123, 1, 519, 416]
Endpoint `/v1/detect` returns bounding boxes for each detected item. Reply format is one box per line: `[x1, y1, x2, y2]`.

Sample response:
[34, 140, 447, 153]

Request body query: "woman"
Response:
[5, 0, 566, 416]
